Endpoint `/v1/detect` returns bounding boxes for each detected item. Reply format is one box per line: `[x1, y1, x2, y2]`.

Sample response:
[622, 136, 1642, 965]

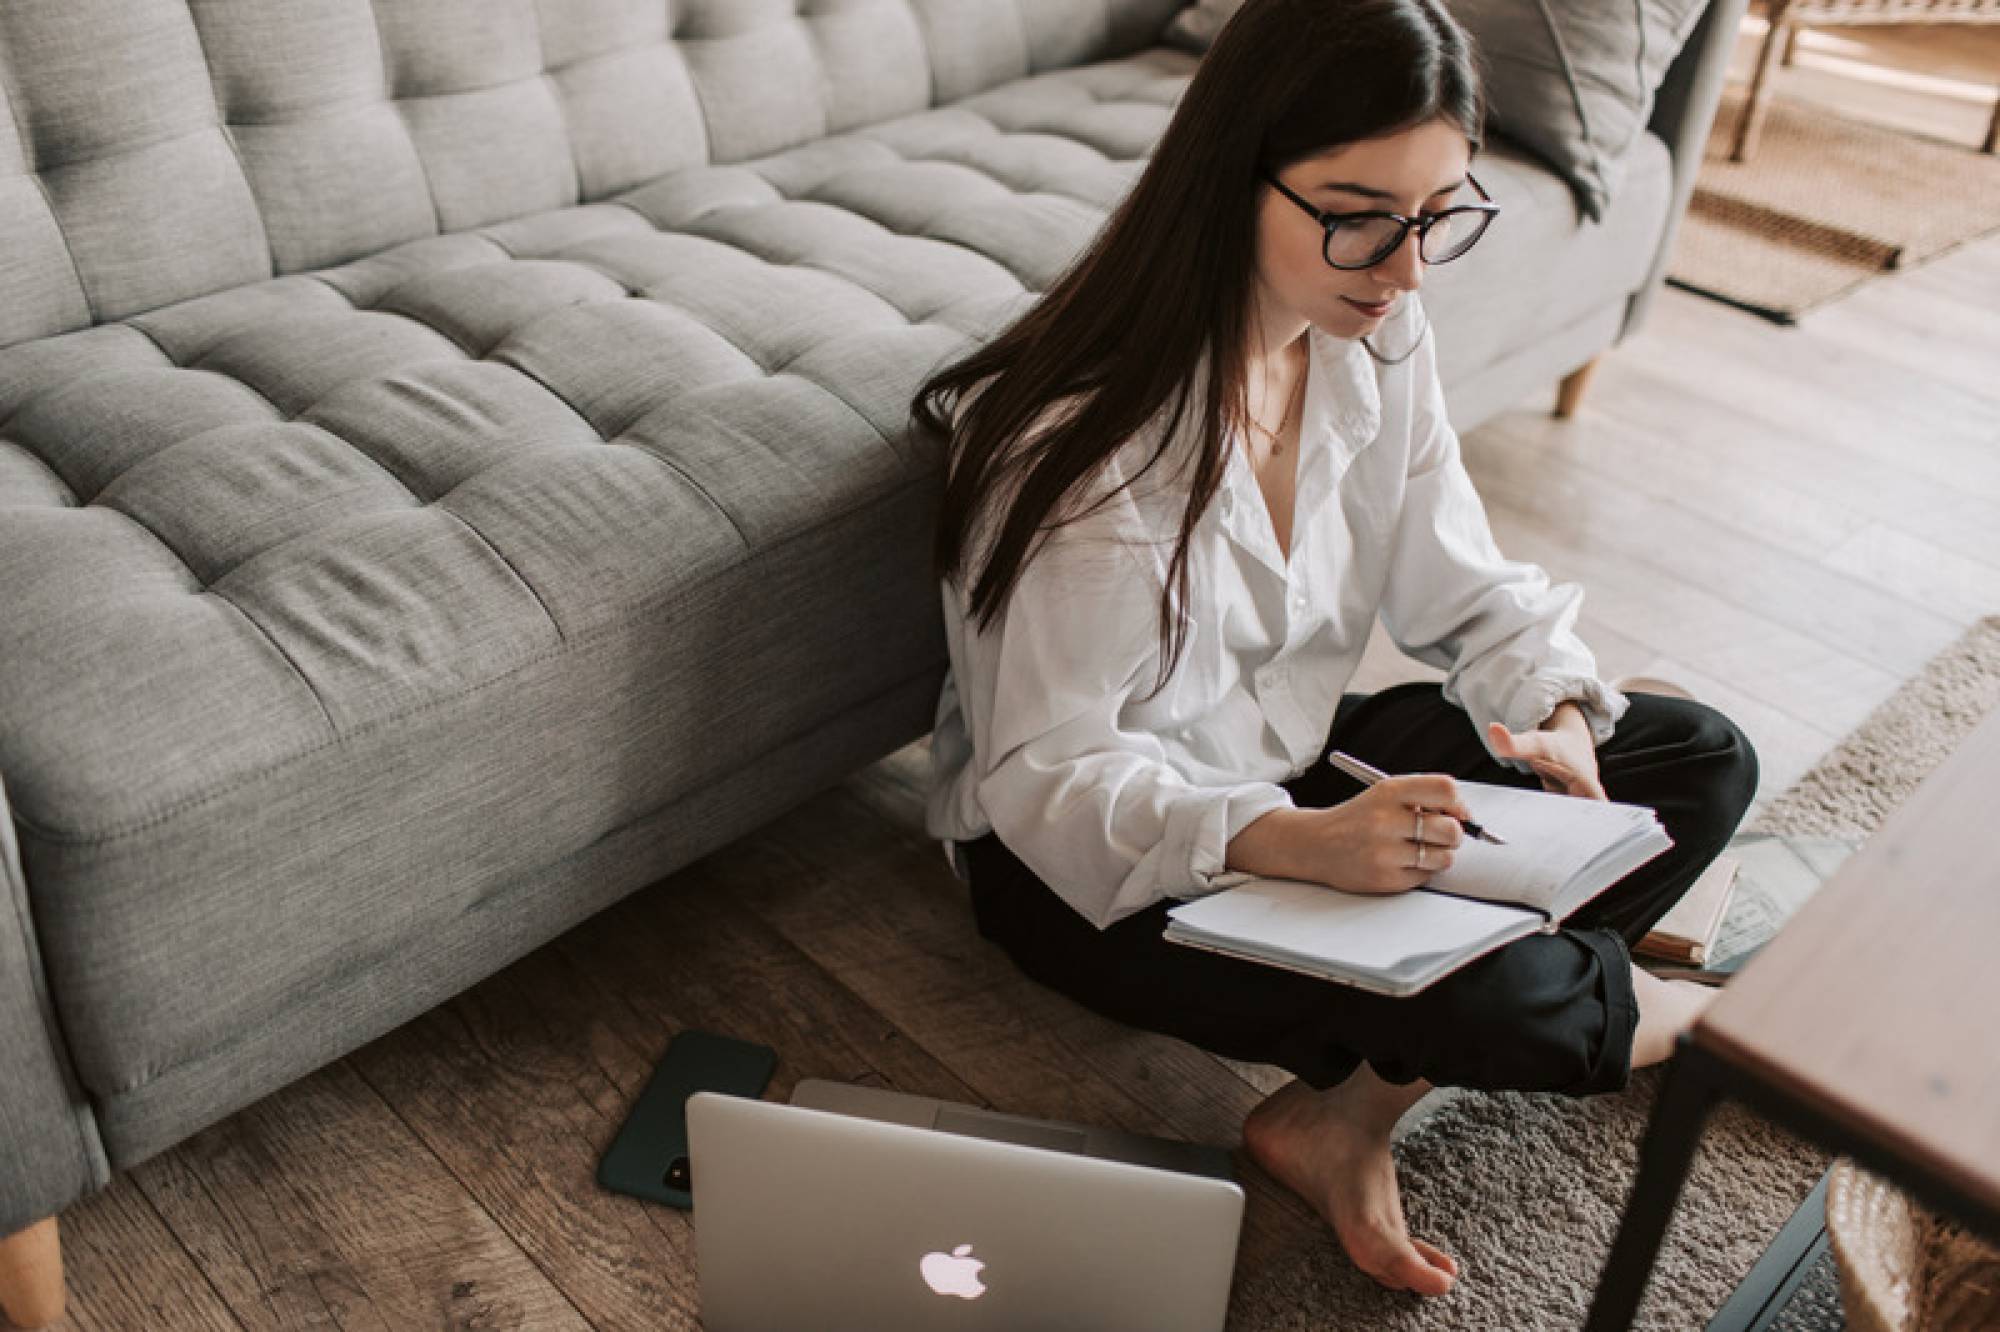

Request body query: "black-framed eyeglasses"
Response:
[1260, 168, 1500, 269]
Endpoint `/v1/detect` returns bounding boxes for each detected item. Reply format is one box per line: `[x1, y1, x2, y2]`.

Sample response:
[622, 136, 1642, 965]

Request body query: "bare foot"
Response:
[1242, 1075, 1459, 1296]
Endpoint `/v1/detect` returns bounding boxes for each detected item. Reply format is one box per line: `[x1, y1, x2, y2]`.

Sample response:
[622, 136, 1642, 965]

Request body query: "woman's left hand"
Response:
[1486, 703, 1607, 801]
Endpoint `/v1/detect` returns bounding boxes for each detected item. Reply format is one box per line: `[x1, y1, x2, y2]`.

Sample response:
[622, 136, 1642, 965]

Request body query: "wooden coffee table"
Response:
[1583, 705, 2000, 1330]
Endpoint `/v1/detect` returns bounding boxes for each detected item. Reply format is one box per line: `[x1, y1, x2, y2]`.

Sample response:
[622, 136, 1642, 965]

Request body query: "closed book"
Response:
[1164, 782, 1673, 997]
[1635, 853, 1740, 965]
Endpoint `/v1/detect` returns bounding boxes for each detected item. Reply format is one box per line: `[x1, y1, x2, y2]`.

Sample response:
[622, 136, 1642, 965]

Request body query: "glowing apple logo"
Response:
[920, 1243, 987, 1299]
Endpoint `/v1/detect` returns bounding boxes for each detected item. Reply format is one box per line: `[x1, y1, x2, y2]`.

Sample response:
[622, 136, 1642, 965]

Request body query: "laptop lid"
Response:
[686, 1092, 1244, 1332]
[787, 1076, 1240, 1181]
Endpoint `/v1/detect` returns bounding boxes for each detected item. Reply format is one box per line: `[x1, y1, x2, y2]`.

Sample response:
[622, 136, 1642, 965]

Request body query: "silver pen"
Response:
[1325, 750, 1507, 845]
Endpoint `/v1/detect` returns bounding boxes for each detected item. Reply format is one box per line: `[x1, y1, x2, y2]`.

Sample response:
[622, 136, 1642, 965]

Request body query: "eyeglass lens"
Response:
[1325, 211, 1486, 267]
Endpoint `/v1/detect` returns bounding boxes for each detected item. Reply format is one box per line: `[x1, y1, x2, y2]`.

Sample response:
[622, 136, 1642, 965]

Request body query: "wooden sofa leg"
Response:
[0, 1217, 65, 1329]
[1983, 94, 1998, 155]
[1555, 356, 1600, 419]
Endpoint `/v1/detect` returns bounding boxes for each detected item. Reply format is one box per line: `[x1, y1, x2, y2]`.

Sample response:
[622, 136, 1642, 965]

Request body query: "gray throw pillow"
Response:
[1160, 0, 1711, 222]
[1453, 0, 1709, 221]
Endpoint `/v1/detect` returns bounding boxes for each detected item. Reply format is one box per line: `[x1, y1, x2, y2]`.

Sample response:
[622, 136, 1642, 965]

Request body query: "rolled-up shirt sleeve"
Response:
[1376, 322, 1628, 772]
[969, 512, 1294, 932]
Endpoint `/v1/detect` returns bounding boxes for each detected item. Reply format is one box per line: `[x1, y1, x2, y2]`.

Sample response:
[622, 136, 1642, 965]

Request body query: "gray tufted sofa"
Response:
[0, 0, 1746, 1293]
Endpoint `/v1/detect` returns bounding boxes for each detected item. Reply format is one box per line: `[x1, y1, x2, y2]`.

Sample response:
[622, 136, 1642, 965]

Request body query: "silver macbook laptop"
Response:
[686, 1079, 1245, 1332]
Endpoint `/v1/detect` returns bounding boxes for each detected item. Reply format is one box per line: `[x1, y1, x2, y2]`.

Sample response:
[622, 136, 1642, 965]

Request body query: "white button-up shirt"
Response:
[925, 294, 1628, 931]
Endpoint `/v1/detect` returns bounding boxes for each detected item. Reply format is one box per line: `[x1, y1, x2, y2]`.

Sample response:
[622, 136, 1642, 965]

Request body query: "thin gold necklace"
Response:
[1247, 361, 1306, 460]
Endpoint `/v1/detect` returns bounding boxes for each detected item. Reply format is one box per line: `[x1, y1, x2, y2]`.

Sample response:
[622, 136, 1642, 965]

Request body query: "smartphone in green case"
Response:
[597, 1029, 777, 1208]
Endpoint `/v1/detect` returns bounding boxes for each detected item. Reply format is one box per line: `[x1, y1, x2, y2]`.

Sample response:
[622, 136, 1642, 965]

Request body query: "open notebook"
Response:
[1163, 782, 1673, 997]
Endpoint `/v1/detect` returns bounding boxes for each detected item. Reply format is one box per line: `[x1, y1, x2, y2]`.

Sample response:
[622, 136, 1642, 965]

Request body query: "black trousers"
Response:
[962, 682, 1760, 1099]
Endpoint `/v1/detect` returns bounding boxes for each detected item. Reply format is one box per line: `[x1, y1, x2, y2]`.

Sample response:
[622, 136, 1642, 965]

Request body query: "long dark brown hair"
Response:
[912, 0, 1485, 698]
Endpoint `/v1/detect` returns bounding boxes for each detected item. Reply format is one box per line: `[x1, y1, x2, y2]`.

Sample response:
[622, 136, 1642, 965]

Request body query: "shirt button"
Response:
[1291, 590, 1307, 612]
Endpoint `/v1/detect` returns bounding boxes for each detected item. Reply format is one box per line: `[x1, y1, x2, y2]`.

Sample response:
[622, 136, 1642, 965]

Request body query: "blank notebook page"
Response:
[1429, 784, 1661, 914]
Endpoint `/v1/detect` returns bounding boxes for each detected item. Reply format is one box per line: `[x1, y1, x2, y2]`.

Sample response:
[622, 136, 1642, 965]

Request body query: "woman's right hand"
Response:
[1224, 768, 1480, 892]
[1225, 774, 1475, 892]
[1296, 774, 1473, 894]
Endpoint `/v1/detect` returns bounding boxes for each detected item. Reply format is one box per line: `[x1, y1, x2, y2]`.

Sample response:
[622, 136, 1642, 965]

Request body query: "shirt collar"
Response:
[1162, 320, 1385, 462]
[1306, 322, 1383, 475]
[1122, 324, 1389, 575]
[1210, 325, 1384, 573]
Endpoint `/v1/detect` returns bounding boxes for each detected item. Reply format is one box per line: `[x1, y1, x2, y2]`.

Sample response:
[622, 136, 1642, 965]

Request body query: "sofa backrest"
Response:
[0, 0, 1183, 351]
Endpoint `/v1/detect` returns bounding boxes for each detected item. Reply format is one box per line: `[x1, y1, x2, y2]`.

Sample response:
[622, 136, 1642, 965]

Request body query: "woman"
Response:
[909, 0, 1758, 1298]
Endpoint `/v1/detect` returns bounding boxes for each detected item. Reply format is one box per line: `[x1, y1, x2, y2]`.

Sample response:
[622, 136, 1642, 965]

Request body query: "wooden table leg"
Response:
[1731, 0, 1794, 163]
[0, 1217, 65, 1330]
[1584, 1039, 1724, 1332]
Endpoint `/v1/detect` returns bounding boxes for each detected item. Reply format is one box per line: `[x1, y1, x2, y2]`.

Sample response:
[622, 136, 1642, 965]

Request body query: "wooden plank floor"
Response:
[38, 58, 2000, 1332]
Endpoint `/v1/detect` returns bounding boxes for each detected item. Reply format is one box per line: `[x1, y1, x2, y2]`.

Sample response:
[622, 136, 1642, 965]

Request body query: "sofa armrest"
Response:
[0, 773, 106, 1237]
[1623, 0, 1751, 337]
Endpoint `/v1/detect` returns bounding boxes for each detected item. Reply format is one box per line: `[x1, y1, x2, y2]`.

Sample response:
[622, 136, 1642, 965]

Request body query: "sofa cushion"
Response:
[0, 0, 1185, 348]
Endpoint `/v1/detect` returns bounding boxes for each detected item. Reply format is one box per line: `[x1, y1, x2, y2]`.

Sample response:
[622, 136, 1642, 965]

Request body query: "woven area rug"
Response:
[1230, 615, 2000, 1330]
[1666, 84, 2000, 323]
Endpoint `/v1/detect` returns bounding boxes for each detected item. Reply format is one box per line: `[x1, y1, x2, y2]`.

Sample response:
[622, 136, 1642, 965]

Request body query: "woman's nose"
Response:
[1372, 228, 1426, 291]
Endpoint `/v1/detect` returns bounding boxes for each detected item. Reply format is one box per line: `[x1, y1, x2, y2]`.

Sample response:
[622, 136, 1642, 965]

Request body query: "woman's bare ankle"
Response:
[1628, 964, 1718, 1068]
[1330, 1063, 1434, 1134]
[1245, 1065, 1433, 1146]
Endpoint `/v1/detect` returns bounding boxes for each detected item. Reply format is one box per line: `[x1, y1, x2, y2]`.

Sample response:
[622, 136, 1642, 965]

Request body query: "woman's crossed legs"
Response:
[964, 682, 1759, 1294]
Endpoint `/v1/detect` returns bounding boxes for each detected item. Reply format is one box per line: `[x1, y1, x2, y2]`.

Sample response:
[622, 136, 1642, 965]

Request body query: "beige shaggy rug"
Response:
[1229, 615, 2000, 1330]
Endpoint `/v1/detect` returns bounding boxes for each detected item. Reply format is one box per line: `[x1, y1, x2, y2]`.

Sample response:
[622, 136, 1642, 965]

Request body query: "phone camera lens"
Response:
[666, 1156, 692, 1190]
